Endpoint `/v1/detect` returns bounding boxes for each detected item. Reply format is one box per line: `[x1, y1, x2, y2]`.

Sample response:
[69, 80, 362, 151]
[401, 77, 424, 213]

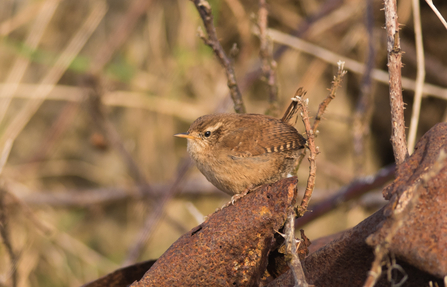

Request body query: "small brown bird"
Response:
[175, 113, 306, 196]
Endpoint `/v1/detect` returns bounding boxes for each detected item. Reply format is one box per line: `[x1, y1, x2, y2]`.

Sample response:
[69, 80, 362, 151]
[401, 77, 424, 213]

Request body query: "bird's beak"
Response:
[174, 133, 198, 140]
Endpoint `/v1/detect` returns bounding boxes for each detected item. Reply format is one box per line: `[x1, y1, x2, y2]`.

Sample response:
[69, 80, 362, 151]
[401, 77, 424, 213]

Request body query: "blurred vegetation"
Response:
[0, 0, 446, 286]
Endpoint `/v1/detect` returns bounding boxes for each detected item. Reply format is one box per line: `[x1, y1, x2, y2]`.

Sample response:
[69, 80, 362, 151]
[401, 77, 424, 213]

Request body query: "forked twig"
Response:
[294, 62, 346, 216]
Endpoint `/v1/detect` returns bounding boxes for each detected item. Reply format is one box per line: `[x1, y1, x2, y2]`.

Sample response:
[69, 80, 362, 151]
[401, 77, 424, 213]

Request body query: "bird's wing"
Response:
[218, 120, 305, 157]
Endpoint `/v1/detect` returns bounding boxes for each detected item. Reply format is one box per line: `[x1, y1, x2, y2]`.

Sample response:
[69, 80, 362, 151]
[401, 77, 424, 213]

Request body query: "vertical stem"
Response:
[384, 0, 408, 165]
[407, 0, 425, 154]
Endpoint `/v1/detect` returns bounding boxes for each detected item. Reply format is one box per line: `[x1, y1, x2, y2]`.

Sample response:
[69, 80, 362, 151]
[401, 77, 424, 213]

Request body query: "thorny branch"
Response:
[312, 61, 347, 134]
[384, 0, 408, 165]
[191, 0, 246, 114]
[295, 61, 346, 217]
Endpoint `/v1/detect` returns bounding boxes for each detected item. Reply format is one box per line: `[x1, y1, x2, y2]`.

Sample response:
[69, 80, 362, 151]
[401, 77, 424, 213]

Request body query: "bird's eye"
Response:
[204, 131, 211, 137]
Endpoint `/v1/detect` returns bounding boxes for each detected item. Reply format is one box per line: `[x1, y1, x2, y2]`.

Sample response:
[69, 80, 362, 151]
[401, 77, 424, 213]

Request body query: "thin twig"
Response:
[295, 62, 346, 216]
[293, 89, 316, 217]
[311, 61, 347, 134]
[191, 0, 246, 114]
[353, 0, 376, 176]
[83, 76, 153, 193]
[284, 211, 309, 287]
[258, 0, 279, 117]
[384, 0, 408, 165]
[425, 0, 447, 30]
[407, 0, 426, 154]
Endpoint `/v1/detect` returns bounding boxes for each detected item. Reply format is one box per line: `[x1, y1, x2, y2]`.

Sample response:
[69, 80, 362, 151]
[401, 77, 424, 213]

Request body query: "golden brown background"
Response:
[0, 0, 446, 286]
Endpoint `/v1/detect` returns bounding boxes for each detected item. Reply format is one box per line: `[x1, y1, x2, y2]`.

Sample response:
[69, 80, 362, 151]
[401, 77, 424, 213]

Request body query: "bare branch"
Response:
[191, 0, 246, 114]
[295, 164, 395, 228]
[284, 211, 310, 287]
[384, 0, 408, 165]
[267, 28, 447, 101]
[425, 0, 447, 30]
[407, 0, 426, 154]
[258, 0, 279, 117]
[292, 89, 317, 217]
[353, 0, 375, 176]
[312, 61, 347, 134]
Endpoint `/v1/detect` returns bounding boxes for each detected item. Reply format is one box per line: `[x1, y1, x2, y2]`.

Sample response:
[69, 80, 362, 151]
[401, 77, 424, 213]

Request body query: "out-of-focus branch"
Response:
[258, 0, 279, 117]
[407, 0, 425, 154]
[295, 164, 395, 228]
[425, 0, 447, 30]
[0, 0, 59, 126]
[0, 139, 17, 287]
[267, 28, 447, 101]
[0, 1, 107, 151]
[89, 0, 154, 75]
[191, 0, 246, 114]
[353, 0, 375, 176]
[123, 157, 193, 266]
[83, 76, 152, 193]
[0, 188, 17, 287]
[384, 0, 408, 165]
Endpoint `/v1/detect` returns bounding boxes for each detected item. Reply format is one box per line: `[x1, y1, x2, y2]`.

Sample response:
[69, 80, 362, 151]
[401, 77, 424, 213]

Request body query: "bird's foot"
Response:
[220, 185, 262, 209]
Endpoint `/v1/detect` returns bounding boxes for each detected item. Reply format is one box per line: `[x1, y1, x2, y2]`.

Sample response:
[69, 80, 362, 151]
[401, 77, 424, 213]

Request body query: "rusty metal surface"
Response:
[370, 122, 447, 278]
[81, 260, 156, 287]
[131, 177, 298, 287]
[267, 123, 447, 286]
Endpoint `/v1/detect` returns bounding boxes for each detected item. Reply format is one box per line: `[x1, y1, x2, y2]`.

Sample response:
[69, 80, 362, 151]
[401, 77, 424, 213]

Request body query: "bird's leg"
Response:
[219, 185, 263, 209]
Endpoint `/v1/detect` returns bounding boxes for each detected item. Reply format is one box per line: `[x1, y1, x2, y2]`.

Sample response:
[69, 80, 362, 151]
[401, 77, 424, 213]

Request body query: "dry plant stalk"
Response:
[296, 61, 347, 216]
[191, 0, 246, 114]
[353, 0, 375, 175]
[283, 211, 310, 287]
[0, 1, 107, 150]
[425, 0, 447, 30]
[268, 27, 447, 102]
[293, 90, 316, 218]
[384, 0, 408, 165]
[258, 0, 279, 117]
[407, 0, 426, 154]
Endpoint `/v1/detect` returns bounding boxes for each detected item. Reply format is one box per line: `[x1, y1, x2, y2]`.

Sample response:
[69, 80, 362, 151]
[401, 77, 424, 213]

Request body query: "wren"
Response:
[175, 113, 306, 196]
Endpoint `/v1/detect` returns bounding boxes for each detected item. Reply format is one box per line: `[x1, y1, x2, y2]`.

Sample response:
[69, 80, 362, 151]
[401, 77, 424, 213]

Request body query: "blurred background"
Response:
[0, 0, 446, 286]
